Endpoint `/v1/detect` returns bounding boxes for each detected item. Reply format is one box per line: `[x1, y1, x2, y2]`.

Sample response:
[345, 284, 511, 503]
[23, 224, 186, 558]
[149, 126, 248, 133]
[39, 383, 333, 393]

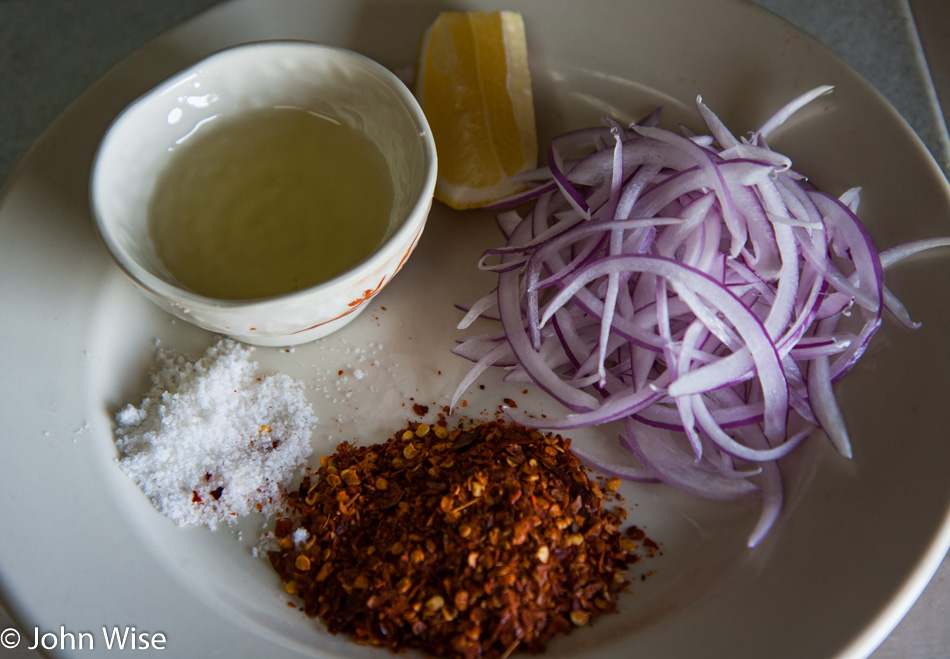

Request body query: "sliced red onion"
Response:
[879, 236, 950, 268]
[753, 85, 834, 142]
[621, 418, 760, 501]
[452, 87, 950, 547]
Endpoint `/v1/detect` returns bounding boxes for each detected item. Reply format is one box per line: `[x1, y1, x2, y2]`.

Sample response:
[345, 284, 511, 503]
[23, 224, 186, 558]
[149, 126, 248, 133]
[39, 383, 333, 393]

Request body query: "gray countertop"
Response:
[1, 0, 947, 657]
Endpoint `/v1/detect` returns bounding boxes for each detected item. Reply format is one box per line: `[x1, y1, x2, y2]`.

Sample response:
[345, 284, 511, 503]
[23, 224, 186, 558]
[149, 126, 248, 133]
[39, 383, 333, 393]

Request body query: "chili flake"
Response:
[269, 420, 656, 658]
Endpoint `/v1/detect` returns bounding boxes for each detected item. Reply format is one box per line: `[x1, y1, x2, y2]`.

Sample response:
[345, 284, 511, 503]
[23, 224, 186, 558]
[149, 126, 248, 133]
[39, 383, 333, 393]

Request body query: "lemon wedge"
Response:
[416, 11, 538, 210]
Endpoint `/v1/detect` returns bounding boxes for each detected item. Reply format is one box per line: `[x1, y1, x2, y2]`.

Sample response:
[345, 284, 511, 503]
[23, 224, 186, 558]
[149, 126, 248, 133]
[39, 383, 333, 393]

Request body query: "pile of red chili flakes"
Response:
[269, 419, 657, 658]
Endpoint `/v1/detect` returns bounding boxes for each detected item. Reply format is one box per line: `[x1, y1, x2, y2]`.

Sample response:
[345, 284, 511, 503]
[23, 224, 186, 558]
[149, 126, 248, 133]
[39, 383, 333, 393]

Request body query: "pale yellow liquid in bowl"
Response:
[148, 107, 395, 300]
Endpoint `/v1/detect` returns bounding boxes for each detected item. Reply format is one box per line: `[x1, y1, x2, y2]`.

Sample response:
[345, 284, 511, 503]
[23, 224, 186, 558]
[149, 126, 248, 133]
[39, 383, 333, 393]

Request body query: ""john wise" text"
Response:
[27, 626, 166, 651]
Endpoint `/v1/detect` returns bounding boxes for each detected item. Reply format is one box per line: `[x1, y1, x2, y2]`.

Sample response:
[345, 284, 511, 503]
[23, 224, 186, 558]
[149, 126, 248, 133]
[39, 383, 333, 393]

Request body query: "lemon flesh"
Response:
[416, 11, 538, 210]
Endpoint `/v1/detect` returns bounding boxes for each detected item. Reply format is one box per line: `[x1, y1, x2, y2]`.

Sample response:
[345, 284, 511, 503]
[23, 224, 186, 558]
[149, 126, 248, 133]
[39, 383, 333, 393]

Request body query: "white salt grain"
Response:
[292, 527, 309, 545]
[114, 339, 315, 529]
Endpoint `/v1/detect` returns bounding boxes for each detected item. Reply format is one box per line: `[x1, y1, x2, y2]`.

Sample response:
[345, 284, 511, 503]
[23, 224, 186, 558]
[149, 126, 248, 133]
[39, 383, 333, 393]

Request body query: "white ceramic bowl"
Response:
[91, 41, 437, 346]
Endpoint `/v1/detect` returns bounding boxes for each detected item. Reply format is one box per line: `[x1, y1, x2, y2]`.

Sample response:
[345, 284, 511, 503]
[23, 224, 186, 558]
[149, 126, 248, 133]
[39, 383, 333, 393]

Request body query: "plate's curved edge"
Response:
[731, 13, 950, 657]
[742, 0, 950, 185]
[0, 0, 231, 202]
[0, 0, 239, 640]
[847, 522, 950, 658]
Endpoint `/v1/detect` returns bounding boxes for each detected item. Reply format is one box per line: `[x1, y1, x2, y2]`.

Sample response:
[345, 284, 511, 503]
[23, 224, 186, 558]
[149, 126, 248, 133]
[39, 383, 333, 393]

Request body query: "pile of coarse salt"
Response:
[114, 338, 316, 529]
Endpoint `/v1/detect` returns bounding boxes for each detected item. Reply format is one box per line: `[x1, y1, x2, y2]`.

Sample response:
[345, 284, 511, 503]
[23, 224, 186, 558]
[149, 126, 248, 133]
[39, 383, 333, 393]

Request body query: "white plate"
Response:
[2, 0, 949, 657]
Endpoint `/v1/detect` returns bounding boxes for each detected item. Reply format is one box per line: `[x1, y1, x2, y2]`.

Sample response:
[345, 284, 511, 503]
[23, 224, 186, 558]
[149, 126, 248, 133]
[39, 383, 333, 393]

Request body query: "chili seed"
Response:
[397, 576, 412, 594]
[315, 562, 332, 582]
[570, 610, 590, 627]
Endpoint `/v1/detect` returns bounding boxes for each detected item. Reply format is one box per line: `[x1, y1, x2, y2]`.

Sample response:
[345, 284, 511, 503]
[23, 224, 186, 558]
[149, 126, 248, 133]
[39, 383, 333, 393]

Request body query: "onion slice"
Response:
[451, 87, 950, 547]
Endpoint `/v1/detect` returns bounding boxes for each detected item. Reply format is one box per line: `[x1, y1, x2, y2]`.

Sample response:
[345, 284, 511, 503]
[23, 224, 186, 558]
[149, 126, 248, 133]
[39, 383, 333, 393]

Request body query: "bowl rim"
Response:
[89, 38, 438, 312]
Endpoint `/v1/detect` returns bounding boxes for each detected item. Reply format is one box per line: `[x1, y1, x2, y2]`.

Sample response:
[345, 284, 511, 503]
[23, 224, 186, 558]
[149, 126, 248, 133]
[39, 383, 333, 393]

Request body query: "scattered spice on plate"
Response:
[114, 338, 315, 528]
[269, 419, 654, 658]
[413, 402, 430, 416]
